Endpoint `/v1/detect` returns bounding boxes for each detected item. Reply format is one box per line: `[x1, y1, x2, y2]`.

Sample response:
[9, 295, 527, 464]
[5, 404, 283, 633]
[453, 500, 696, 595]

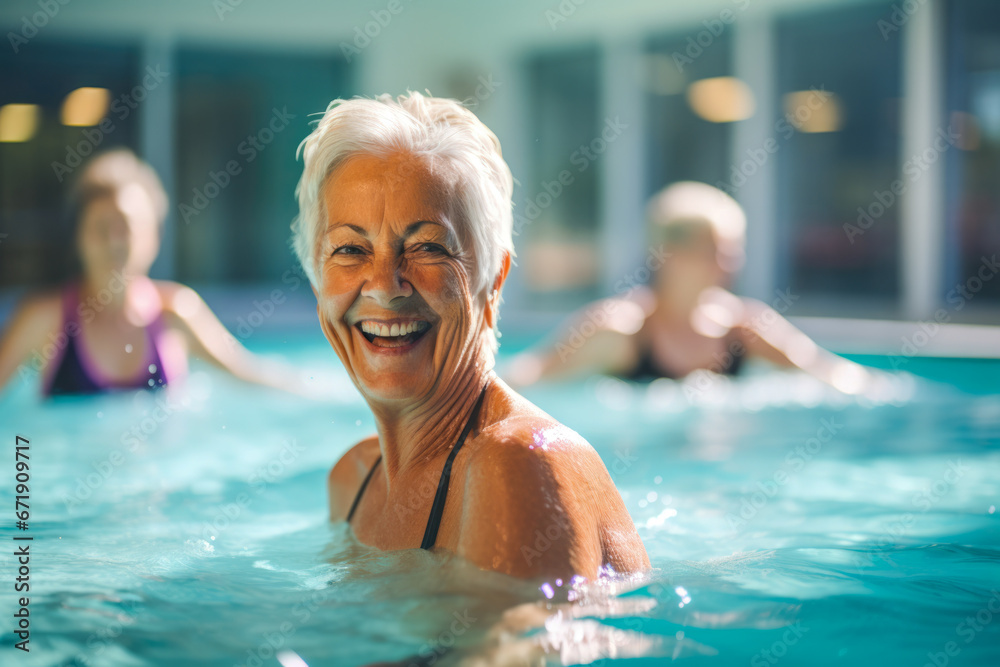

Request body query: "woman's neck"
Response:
[80, 271, 131, 311]
[79, 272, 163, 328]
[367, 363, 494, 493]
[654, 281, 708, 326]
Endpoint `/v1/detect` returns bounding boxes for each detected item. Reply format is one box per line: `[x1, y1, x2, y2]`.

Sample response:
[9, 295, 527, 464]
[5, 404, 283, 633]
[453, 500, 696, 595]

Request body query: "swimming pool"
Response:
[1, 332, 998, 666]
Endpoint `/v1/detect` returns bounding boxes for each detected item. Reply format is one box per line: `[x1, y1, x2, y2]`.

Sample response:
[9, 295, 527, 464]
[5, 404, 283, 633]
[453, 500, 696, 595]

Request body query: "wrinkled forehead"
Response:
[322, 152, 461, 231]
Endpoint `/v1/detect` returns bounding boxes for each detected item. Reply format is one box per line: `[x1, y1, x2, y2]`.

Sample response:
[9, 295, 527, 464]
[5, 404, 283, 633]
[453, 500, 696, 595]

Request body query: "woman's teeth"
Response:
[359, 321, 429, 337]
[358, 320, 431, 348]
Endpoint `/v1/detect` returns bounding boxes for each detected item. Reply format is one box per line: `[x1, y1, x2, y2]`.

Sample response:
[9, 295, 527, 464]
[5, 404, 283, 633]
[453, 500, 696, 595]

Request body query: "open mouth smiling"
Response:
[355, 319, 432, 350]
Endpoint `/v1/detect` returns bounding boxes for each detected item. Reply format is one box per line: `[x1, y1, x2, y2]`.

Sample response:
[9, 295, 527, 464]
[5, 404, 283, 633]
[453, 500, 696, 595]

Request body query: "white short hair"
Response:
[646, 181, 746, 244]
[646, 181, 746, 272]
[291, 91, 515, 352]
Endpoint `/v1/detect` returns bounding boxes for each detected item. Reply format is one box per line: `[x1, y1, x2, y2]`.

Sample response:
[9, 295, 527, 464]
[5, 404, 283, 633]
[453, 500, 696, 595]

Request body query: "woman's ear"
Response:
[497, 250, 511, 289]
[484, 251, 511, 329]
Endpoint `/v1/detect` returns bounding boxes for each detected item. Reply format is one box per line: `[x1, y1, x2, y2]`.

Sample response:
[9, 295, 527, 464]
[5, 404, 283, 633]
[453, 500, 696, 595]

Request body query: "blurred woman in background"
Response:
[0, 148, 305, 397]
[505, 181, 874, 394]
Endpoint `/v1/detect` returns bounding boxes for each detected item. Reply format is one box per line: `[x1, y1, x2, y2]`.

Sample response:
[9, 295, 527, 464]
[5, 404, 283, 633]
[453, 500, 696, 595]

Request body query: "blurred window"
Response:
[945, 0, 1000, 303]
[521, 47, 601, 305]
[175, 47, 350, 283]
[0, 40, 140, 287]
[645, 27, 733, 200]
[775, 3, 902, 305]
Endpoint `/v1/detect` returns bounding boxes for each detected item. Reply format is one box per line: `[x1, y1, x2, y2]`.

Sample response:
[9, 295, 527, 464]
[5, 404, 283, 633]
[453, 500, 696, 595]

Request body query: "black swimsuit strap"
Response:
[346, 453, 381, 523]
[344, 380, 491, 551]
[420, 381, 490, 550]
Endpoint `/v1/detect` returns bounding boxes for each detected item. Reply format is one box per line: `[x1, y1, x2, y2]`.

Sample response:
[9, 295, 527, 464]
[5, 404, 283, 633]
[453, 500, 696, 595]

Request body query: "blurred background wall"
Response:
[1, 0, 998, 354]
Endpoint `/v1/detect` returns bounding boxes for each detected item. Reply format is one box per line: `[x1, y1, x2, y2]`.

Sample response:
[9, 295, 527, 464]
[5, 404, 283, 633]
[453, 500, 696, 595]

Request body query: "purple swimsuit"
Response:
[43, 283, 176, 396]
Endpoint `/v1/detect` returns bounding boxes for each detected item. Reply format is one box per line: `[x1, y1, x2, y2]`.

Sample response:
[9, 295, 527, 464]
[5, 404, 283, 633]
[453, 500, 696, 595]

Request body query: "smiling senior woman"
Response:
[291, 91, 649, 581]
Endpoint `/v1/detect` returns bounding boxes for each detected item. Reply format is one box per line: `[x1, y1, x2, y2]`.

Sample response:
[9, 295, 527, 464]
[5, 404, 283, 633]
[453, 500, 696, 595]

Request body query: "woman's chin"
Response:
[357, 372, 429, 402]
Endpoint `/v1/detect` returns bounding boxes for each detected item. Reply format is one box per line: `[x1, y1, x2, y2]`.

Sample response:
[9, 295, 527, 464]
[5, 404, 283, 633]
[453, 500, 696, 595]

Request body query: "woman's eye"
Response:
[331, 245, 363, 256]
[414, 243, 447, 254]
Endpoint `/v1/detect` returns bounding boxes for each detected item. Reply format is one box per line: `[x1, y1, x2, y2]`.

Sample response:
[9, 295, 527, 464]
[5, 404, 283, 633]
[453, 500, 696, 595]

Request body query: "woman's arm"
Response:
[738, 297, 874, 394]
[458, 420, 649, 581]
[156, 281, 317, 397]
[502, 295, 647, 387]
[0, 293, 62, 392]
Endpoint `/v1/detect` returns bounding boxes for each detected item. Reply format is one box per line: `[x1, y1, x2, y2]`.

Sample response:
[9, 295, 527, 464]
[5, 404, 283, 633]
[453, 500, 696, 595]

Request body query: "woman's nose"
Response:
[360, 253, 413, 304]
[105, 216, 131, 245]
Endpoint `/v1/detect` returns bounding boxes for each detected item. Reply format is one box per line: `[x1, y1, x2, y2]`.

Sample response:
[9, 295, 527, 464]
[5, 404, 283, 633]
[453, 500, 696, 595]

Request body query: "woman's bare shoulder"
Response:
[624, 284, 657, 315]
[6, 288, 63, 332]
[589, 286, 655, 336]
[327, 436, 381, 520]
[458, 386, 633, 577]
[16, 287, 62, 311]
[152, 280, 201, 317]
[468, 386, 610, 489]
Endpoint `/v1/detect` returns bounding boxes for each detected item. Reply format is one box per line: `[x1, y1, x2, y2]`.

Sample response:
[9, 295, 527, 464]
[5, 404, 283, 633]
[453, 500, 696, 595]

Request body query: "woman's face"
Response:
[654, 221, 729, 293]
[77, 183, 160, 280]
[315, 152, 490, 402]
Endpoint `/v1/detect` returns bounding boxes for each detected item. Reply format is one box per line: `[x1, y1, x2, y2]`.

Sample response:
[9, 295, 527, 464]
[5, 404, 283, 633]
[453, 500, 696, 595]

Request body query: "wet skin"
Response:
[318, 152, 650, 580]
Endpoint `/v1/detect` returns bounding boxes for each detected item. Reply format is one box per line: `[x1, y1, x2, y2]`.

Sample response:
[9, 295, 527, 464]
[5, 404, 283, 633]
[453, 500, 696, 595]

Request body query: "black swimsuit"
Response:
[624, 330, 745, 381]
[346, 381, 489, 550]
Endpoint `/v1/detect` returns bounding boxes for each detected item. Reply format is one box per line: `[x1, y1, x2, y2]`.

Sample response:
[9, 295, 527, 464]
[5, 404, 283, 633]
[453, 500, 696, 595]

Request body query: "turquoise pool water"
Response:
[1, 333, 998, 666]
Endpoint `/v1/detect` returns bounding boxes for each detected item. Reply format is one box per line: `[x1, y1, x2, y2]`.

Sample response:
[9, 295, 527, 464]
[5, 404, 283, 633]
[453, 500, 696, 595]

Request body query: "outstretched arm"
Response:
[502, 296, 646, 388]
[157, 282, 318, 398]
[738, 298, 873, 394]
[0, 293, 61, 393]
